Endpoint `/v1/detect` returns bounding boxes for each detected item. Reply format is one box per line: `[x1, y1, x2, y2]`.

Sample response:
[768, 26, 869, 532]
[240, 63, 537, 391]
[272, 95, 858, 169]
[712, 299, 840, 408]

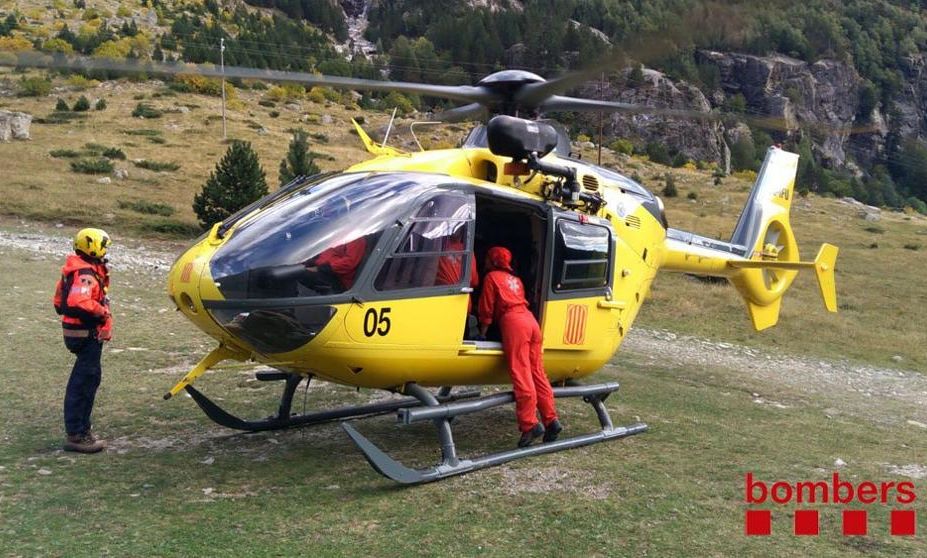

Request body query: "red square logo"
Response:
[842, 510, 867, 536]
[891, 510, 916, 536]
[745, 510, 771, 536]
[794, 510, 819, 536]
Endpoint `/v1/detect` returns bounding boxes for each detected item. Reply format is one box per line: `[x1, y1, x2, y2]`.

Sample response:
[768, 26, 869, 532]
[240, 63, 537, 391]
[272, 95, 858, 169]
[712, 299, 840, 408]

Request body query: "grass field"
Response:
[1, 222, 926, 557]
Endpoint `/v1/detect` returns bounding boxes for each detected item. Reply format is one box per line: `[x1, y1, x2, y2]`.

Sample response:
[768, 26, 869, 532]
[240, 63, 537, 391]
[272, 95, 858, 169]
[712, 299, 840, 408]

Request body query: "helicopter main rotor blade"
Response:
[514, 58, 622, 108]
[5, 51, 497, 105]
[431, 102, 487, 123]
[540, 95, 720, 120]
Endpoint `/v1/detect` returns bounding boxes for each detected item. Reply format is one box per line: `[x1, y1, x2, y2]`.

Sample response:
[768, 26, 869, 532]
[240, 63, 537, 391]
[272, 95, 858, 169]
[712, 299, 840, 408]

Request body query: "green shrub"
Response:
[671, 152, 688, 168]
[147, 136, 166, 144]
[258, 99, 276, 107]
[310, 132, 329, 143]
[19, 76, 52, 97]
[132, 103, 162, 118]
[72, 95, 91, 111]
[645, 142, 672, 166]
[117, 200, 175, 216]
[134, 160, 180, 172]
[662, 173, 678, 197]
[687, 191, 698, 200]
[863, 226, 885, 234]
[49, 149, 81, 158]
[102, 147, 126, 160]
[34, 114, 88, 124]
[608, 138, 634, 155]
[70, 158, 114, 174]
[903, 243, 921, 251]
[124, 129, 161, 137]
[269, 110, 280, 118]
[95, 98, 106, 110]
[906, 197, 927, 214]
[55, 98, 70, 111]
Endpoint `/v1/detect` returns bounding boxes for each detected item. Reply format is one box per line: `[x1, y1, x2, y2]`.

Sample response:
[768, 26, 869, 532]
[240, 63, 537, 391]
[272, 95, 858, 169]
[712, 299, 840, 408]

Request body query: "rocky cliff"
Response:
[583, 68, 725, 164]
[585, 51, 907, 171]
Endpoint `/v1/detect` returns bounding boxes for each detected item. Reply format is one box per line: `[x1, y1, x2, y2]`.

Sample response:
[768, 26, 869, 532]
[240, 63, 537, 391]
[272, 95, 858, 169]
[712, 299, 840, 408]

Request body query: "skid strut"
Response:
[184, 373, 480, 432]
[342, 381, 647, 484]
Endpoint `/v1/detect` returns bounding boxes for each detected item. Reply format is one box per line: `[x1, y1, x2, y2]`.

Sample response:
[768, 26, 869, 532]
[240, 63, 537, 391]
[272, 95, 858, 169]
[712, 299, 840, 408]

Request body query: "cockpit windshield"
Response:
[210, 172, 447, 299]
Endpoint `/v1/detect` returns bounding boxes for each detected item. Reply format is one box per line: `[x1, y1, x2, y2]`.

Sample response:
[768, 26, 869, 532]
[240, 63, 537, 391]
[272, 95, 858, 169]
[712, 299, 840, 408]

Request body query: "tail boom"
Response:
[659, 146, 838, 330]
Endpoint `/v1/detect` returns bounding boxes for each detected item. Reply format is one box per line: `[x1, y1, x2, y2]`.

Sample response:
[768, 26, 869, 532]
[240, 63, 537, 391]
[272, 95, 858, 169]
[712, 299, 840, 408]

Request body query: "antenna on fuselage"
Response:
[382, 107, 398, 148]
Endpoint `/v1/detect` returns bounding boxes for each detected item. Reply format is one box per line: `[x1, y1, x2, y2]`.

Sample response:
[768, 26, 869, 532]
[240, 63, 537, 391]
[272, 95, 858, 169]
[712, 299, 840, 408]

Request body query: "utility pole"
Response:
[220, 37, 226, 140]
[597, 72, 604, 166]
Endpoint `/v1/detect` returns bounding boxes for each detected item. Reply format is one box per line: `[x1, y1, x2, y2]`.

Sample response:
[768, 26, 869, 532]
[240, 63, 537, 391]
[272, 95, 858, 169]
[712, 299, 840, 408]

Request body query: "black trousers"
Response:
[64, 336, 103, 436]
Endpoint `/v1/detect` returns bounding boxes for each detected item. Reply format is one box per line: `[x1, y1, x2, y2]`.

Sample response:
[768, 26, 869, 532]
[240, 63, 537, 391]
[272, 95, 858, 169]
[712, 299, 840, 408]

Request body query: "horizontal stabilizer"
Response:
[726, 243, 838, 314]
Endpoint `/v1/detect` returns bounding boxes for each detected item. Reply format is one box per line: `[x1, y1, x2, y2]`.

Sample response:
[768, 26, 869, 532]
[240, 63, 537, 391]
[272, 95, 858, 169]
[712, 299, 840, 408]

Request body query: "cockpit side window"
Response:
[552, 219, 611, 292]
[210, 173, 441, 300]
[375, 192, 474, 291]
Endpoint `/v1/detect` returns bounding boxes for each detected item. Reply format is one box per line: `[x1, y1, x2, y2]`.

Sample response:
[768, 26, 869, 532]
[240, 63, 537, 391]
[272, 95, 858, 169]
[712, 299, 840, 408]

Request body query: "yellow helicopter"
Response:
[152, 66, 838, 483]
[9, 52, 838, 483]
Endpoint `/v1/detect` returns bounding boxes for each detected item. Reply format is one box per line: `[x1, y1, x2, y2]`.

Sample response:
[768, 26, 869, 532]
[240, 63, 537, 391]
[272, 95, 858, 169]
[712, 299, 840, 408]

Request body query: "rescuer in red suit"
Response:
[478, 246, 562, 447]
[435, 228, 478, 310]
[305, 235, 367, 291]
[53, 228, 113, 454]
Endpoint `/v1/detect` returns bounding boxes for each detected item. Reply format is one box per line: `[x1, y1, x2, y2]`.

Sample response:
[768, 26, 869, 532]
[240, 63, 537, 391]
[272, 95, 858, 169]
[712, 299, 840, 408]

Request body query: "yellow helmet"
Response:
[73, 227, 111, 259]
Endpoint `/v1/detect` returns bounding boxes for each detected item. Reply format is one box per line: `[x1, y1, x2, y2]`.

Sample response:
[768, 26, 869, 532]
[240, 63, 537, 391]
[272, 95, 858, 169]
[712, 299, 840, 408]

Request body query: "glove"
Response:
[98, 315, 113, 342]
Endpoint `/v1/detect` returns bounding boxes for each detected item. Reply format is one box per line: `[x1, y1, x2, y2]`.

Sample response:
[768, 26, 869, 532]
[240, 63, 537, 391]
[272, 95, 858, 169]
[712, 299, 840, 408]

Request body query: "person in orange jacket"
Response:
[478, 246, 562, 447]
[53, 228, 113, 453]
[306, 236, 367, 290]
[435, 227, 478, 308]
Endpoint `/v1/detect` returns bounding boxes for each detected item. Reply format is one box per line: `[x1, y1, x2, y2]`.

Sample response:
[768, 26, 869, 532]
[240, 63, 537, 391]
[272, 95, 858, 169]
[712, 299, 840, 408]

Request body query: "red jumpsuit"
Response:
[435, 237, 478, 311]
[478, 247, 557, 433]
[314, 236, 367, 289]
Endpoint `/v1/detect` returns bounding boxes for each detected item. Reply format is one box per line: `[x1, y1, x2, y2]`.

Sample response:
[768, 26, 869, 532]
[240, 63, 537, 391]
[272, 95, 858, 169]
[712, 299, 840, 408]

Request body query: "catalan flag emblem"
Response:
[180, 262, 194, 283]
[563, 304, 588, 345]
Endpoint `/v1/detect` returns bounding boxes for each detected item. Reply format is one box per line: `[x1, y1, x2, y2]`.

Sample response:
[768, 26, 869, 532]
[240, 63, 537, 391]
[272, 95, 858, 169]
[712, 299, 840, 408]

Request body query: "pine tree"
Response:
[72, 95, 90, 111]
[278, 129, 320, 187]
[193, 141, 268, 229]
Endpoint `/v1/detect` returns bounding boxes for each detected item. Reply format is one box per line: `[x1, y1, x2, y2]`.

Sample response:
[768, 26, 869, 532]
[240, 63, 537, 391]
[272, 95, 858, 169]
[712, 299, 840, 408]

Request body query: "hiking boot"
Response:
[84, 430, 106, 448]
[63, 433, 104, 454]
[517, 423, 545, 448]
[543, 419, 563, 443]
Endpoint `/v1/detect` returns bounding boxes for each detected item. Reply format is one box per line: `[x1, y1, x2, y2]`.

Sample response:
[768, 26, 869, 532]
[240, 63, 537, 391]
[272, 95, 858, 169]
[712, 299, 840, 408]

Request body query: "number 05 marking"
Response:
[363, 307, 392, 337]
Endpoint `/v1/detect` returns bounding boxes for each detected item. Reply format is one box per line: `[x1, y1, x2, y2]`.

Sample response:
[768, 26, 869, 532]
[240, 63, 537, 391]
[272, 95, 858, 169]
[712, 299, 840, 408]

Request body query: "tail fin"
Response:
[661, 146, 838, 330]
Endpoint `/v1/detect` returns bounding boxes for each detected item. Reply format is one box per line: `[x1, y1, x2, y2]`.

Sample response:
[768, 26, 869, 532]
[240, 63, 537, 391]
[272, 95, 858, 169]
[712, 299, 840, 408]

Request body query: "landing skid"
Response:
[343, 381, 647, 484]
[184, 372, 480, 432]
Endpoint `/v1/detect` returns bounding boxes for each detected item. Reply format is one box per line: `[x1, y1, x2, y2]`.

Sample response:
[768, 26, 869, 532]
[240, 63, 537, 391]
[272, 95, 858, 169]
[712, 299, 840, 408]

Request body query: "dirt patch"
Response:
[620, 328, 927, 423]
[884, 463, 927, 479]
[494, 465, 612, 500]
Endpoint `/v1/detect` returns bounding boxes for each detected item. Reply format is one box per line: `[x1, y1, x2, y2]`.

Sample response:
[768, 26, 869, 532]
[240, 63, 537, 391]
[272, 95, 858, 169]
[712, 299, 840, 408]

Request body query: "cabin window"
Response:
[552, 219, 610, 292]
[375, 192, 474, 291]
